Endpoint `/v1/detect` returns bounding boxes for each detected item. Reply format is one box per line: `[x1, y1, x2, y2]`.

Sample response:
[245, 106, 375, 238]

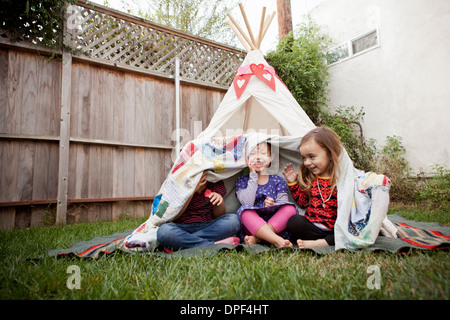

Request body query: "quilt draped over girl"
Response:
[123, 133, 397, 252]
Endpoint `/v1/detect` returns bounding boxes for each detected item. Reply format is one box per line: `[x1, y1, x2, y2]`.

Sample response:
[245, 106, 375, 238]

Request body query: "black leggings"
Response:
[287, 215, 335, 246]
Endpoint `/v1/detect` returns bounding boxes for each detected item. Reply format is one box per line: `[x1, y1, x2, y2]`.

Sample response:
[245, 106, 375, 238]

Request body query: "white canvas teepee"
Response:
[198, 5, 315, 139]
[193, 7, 318, 221]
[197, 50, 316, 139]
[123, 4, 396, 252]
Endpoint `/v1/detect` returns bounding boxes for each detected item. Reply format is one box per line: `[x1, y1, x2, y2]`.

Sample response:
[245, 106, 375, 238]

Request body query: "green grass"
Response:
[0, 206, 449, 300]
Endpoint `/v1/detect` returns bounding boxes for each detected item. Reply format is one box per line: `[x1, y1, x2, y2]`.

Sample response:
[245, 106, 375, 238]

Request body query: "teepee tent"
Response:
[197, 50, 315, 138]
[123, 4, 396, 252]
[193, 5, 317, 219]
[198, 5, 315, 139]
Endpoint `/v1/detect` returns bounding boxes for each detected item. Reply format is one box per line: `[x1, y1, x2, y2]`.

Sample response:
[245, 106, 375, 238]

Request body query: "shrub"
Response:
[0, 0, 77, 55]
[320, 106, 377, 172]
[372, 135, 416, 202]
[267, 19, 330, 124]
[415, 165, 450, 211]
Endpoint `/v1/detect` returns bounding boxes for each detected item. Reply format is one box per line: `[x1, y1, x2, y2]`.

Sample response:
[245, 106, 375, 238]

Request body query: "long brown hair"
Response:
[298, 127, 342, 192]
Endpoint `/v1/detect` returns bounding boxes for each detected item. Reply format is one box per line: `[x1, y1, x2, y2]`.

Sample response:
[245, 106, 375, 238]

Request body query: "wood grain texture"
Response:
[0, 45, 225, 229]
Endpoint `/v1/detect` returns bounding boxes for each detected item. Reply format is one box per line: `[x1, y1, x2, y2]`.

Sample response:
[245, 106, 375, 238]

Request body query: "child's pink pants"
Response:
[240, 204, 297, 235]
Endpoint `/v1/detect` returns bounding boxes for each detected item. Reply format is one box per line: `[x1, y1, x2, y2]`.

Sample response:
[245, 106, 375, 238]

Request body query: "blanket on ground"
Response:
[41, 214, 449, 259]
[121, 132, 397, 253]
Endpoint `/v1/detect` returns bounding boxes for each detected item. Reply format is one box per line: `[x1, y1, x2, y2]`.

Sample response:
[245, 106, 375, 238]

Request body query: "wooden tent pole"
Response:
[260, 11, 276, 44]
[226, 19, 251, 52]
[238, 3, 256, 47]
[256, 6, 267, 49]
[227, 13, 257, 51]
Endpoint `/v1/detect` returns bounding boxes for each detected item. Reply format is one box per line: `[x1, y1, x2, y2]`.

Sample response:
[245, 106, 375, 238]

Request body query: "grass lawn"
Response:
[0, 204, 448, 301]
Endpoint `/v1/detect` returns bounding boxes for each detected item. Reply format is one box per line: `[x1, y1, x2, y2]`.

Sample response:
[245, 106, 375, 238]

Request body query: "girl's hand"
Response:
[208, 192, 224, 206]
[247, 159, 256, 173]
[264, 197, 274, 207]
[282, 163, 298, 183]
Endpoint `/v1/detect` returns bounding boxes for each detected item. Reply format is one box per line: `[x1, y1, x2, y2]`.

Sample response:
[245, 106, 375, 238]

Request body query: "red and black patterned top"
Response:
[175, 181, 226, 224]
[288, 177, 338, 230]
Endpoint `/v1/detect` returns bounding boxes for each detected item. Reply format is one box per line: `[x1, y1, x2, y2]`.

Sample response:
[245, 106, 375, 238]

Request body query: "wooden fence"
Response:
[0, 0, 244, 229]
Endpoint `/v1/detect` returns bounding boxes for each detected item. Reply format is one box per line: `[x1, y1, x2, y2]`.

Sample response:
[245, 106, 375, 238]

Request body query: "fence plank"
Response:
[155, 78, 175, 146]
[134, 147, 146, 197]
[112, 146, 124, 198]
[0, 0, 239, 227]
[6, 51, 22, 135]
[15, 207, 31, 229]
[113, 71, 125, 142]
[79, 63, 92, 139]
[101, 145, 113, 197]
[18, 141, 36, 201]
[0, 48, 8, 133]
[123, 74, 136, 143]
[21, 53, 39, 135]
[123, 147, 135, 197]
[32, 142, 50, 200]
[88, 146, 101, 199]
[31, 206, 47, 227]
[102, 69, 114, 141]
[0, 208, 16, 230]
[41, 57, 61, 137]
[0, 141, 19, 202]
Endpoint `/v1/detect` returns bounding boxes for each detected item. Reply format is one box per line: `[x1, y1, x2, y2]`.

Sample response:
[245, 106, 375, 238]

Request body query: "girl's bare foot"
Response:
[275, 239, 293, 248]
[297, 239, 328, 248]
[246, 235, 292, 248]
[215, 236, 240, 245]
[244, 235, 261, 245]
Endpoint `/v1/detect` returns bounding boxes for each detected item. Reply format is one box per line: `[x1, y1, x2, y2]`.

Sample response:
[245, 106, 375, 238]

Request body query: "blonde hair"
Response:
[298, 127, 342, 192]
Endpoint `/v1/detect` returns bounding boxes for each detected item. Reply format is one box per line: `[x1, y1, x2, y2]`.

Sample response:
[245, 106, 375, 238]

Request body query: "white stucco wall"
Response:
[309, 0, 450, 173]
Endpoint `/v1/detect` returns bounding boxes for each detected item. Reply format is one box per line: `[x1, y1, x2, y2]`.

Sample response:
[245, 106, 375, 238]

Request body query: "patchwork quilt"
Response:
[121, 132, 399, 253]
[123, 134, 250, 251]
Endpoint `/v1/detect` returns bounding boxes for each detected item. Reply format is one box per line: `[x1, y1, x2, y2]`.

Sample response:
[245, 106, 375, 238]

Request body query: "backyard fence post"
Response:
[56, 50, 72, 225]
[175, 57, 181, 159]
[56, 6, 73, 225]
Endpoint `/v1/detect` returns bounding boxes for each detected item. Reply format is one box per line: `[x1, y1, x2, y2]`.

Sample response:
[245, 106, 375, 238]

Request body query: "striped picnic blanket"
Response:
[41, 214, 449, 259]
[44, 230, 131, 259]
[395, 222, 450, 249]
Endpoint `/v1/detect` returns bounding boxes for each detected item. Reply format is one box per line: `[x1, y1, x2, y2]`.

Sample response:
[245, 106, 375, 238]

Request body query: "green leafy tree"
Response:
[267, 19, 330, 124]
[267, 21, 377, 172]
[0, 0, 77, 53]
[120, 0, 240, 46]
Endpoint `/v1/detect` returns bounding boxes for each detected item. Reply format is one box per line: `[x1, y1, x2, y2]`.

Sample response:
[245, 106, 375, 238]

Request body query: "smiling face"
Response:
[299, 139, 332, 177]
[248, 143, 272, 173]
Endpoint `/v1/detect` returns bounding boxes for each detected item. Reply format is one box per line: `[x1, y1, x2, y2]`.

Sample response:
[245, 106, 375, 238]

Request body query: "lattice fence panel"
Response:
[69, 4, 244, 86]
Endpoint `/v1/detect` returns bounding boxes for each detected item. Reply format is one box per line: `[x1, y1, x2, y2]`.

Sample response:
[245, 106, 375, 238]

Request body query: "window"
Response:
[327, 43, 349, 65]
[326, 29, 379, 65]
[352, 30, 378, 54]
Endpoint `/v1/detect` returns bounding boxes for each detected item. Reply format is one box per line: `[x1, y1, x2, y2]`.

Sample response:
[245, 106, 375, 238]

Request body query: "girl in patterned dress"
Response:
[235, 142, 297, 248]
[283, 127, 342, 248]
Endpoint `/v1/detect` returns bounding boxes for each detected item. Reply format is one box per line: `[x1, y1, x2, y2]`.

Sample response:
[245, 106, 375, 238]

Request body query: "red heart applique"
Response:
[249, 63, 265, 73]
[248, 64, 276, 91]
[233, 74, 252, 99]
